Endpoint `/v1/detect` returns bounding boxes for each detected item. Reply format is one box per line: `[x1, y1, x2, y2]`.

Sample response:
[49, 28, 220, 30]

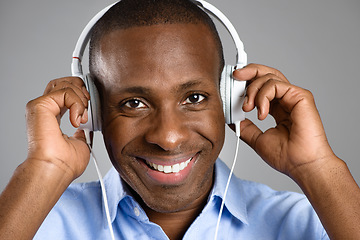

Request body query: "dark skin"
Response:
[94, 24, 225, 239]
[0, 22, 360, 240]
[130, 186, 208, 240]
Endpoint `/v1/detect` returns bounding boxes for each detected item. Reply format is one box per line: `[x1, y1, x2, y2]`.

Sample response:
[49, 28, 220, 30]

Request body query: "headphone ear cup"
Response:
[220, 65, 233, 124]
[79, 74, 101, 131]
[220, 65, 246, 124]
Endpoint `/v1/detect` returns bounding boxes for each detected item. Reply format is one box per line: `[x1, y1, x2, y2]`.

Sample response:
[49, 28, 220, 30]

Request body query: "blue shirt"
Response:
[35, 159, 329, 239]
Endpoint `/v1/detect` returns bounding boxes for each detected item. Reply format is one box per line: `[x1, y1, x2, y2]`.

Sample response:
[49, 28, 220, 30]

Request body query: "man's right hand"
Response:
[0, 77, 93, 240]
[25, 76, 91, 181]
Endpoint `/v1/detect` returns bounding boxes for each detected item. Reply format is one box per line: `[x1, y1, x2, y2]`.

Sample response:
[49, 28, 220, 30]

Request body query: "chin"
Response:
[129, 163, 215, 214]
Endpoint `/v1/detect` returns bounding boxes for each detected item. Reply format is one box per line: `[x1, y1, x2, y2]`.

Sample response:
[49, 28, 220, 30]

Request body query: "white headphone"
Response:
[71, 0, 247, 132]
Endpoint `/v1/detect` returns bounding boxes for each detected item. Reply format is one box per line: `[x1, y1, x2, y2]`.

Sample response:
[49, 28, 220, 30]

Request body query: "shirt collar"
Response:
[102, 159, 249, 227]
[102, 167, 128, 226]
[210, 159, 249, 225]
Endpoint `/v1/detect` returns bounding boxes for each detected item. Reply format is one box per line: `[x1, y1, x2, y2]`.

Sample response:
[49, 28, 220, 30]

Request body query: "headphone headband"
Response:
[71, 0, 247, 77]
[193, 0, 247, 68]
[71, 2, 117, 77]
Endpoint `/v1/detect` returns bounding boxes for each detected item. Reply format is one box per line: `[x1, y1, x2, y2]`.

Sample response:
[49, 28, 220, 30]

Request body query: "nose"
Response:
[144, 107, 189, 152]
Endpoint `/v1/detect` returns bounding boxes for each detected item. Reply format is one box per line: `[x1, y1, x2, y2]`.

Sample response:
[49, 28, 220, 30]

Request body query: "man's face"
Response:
[95, 23, 225, 212]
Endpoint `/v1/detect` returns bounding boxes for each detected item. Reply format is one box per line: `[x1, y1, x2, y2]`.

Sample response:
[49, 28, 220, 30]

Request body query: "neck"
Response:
[143, 189, 210, 240]
[127, 180, 213, 240]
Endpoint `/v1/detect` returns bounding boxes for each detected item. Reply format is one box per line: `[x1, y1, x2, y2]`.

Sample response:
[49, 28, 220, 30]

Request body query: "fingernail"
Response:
[82, 86, 89, 99]
[82, 109, 88, 122]
[76, 115, 81, 126]
[233, 69, 241, 80]
[258, 107, 262, 119]
[243, 96, 249, 107]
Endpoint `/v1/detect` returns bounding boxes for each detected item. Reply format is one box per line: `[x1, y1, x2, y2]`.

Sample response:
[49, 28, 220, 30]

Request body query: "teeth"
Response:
[164, 165, 172, 173]
[146, 158, 192, 174]
[172, 163, 180, 173]
[180, 162, 185, 170]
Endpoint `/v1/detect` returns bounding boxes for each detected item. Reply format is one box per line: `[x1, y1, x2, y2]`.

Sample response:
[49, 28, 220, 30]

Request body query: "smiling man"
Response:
[96, 23, 226, 238]
[1, 0, 360, 240]
[97, 22, 224, 212]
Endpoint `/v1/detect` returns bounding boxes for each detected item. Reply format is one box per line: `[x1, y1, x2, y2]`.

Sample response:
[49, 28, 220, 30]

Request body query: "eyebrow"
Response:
[175, 80, 204, 93]
[118, 86, 152, 95]
[117, 79, 207, 96]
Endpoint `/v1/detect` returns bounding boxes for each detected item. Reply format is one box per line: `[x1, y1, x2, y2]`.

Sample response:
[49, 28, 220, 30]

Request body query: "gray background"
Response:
[1, 0, 359, 194]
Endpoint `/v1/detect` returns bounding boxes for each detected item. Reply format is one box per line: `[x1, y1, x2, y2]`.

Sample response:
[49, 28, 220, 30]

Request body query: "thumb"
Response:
[239, 119, 263, 153]
[73, 129, 87, 142]
[73, 129, 94, 147]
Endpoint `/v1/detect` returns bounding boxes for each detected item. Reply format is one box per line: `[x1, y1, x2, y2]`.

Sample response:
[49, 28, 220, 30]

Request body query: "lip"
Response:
[137, 153, 199, 185]
[140, 154, 196, 166]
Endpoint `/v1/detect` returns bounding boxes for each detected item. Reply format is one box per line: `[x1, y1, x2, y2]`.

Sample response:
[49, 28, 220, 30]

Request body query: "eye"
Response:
[183, 94, 206, 105]
[123, 99, 147, 109]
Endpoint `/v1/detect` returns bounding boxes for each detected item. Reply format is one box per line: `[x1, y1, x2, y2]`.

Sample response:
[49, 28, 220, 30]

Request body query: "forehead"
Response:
[94, 23, 221, 91]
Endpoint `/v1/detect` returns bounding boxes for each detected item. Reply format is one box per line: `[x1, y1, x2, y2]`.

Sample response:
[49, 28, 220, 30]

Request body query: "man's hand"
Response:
[26, 76, 91, 180]
[233, 64, 335, 179]
[233, 64, 360, 239]
[0, 77, 91, 240]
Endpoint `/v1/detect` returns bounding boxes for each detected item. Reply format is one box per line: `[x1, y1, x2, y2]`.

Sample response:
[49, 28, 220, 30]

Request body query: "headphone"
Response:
[71, 0, 247, 132]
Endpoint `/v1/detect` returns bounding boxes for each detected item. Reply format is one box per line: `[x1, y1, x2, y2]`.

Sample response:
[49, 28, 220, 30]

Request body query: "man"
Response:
[0, 0, 359, 239]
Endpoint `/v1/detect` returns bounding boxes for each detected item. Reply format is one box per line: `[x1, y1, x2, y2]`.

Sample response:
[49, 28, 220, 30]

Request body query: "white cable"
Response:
[84, 130, 115, 240]
[214, 122, 241, 240]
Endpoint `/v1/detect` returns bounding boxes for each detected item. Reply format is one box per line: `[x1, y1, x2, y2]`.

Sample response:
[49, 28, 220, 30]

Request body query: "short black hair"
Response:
[89, 0, 224, 76]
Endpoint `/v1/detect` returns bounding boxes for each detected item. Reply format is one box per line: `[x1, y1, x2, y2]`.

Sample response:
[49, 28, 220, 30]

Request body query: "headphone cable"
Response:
[84, 130, 116, 240]
[214, 121, 241, 240]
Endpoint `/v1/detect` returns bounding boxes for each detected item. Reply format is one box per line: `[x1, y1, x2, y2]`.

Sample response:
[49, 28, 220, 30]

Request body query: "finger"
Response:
[66, 129, 92, 178]
[46, 81, 89, 109]
[233, 63, 288, 83]
[253, 78, 288, 120]
[239, 118, 263, 152]
[44, 77, 90, 100]
[44, 78, 90, 123]
[255, 80, 312, 121]
[44, 77, 85, 94]
[74, 129, 94, 147]
[26, 90, 87, 148]
[45, 88, 88, 128]
[242, 73, 283, 113]
[73, 129, 87, 144]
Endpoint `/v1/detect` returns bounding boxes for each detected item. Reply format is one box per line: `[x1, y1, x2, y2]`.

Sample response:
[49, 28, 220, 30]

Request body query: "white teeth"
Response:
[180, 162, 185, 170]
[163, 165, 172, 173]
[146, 157, 193, 174]
[172, 163, 180, 173]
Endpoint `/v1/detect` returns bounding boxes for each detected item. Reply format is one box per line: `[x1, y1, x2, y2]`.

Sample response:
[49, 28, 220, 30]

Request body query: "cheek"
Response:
[184, 108, 225, 165]
[102, 116, 137, 165]
[198, 99, 226, 147]
[203, 110, 225, 154]
[102, 118, 149, 192]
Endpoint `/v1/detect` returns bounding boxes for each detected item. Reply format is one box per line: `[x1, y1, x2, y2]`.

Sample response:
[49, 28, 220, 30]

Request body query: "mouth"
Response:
[145, 157, 193, 174]
[138, 154, 198, 185]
